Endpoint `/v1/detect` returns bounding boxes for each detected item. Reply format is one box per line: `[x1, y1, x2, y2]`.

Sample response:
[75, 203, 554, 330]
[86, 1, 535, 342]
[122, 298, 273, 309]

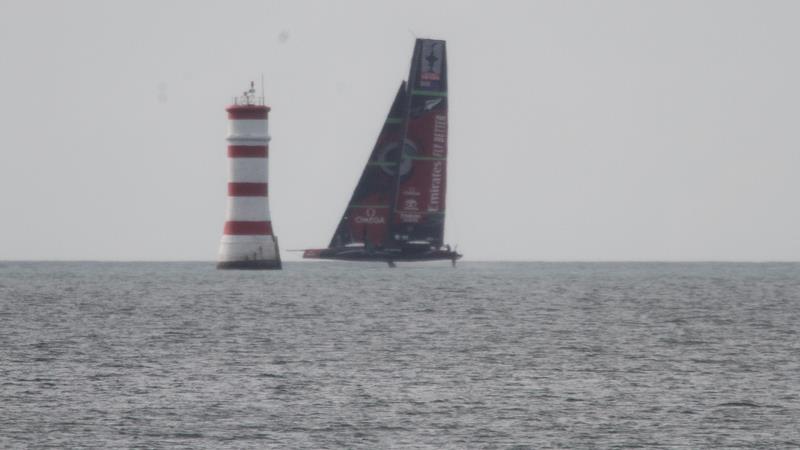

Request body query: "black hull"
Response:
[306, 248, 461, 263]
[217, 260, 282, 270]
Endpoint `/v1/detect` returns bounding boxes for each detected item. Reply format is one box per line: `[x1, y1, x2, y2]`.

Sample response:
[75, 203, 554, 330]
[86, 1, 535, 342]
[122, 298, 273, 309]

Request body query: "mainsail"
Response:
[304, 38, 459, 265]
[389, 39, 448, 248]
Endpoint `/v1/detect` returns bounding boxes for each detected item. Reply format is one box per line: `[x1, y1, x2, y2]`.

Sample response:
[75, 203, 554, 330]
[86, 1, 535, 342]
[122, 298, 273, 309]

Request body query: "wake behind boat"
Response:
[303, 38, 461, 267]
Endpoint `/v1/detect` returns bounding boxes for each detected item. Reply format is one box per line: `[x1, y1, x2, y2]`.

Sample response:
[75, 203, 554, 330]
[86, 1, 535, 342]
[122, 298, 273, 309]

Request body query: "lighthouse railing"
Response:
[232, 95, 265, 106]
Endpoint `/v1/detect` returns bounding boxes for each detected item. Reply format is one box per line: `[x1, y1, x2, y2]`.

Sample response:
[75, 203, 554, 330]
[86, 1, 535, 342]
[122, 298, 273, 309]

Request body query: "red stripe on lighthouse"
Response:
[226, 105, 270, 120]
[224, 221, 273, 235]
[228, 182, 268, 196]
[228, 145, 268, 158]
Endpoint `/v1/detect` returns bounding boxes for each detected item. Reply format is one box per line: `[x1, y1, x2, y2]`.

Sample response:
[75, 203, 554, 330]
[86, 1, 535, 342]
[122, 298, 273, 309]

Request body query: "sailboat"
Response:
[303, 38, 462, 267]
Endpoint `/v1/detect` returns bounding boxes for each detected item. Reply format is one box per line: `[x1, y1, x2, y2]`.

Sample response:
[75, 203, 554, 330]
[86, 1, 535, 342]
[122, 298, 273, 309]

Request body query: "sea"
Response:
[1, 261, 798, 449]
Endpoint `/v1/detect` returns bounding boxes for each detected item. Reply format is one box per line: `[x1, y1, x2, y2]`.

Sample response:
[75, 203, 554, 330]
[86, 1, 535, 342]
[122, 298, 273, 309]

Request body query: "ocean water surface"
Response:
[1, 261, 799, 448]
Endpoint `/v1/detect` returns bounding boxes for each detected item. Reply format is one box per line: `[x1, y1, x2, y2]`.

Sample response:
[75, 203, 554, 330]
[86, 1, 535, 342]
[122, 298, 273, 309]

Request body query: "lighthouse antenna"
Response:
[260, 73, 265, 105]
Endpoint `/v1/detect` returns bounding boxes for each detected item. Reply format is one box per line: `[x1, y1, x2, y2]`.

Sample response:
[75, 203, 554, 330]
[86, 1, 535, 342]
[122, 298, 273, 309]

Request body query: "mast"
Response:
[386, 44, 420, 248]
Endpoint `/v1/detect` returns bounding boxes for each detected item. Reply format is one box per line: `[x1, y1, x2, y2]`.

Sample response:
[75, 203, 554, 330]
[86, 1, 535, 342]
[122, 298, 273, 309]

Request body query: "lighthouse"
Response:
[217, 82, 281, 270]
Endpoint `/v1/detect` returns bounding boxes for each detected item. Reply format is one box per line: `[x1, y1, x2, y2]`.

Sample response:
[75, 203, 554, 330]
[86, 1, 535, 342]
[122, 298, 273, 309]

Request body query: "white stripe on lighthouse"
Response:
[229, 158, 268, 183]
[226, 197, 271, 222]
[227, 120, 271, 141]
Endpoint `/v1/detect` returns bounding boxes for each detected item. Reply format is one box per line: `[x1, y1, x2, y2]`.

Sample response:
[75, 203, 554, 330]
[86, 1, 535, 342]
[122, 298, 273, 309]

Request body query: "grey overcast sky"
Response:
[1, 0, 799, 261]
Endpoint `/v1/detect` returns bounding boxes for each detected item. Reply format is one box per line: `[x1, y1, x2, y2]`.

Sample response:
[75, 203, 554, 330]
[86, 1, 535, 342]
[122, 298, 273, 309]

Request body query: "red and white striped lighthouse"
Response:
[217, 82, 281, 270]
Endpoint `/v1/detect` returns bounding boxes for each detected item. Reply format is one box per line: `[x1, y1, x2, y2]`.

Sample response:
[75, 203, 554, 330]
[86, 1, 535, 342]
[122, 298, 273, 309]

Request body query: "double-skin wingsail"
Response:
[304, 39, 460, 264]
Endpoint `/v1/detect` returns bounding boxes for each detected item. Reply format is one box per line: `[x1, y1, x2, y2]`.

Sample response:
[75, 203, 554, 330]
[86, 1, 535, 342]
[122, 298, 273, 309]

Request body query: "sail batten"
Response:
[410, 90, 447, 96]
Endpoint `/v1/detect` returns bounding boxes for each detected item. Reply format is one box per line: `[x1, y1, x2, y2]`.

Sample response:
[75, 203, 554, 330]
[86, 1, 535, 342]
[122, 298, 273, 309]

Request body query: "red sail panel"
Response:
[328, 83, 408, 248]
[391, 39, 448, 247]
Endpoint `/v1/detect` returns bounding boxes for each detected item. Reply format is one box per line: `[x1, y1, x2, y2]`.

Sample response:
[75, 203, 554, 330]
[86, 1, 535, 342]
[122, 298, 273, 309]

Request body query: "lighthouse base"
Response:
[217, 260, 282, 270]
[217, 235, 282, 270]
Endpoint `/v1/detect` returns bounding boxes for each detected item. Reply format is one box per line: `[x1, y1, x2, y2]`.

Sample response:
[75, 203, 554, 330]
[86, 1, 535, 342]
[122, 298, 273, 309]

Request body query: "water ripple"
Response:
[1, 261, 799, 448]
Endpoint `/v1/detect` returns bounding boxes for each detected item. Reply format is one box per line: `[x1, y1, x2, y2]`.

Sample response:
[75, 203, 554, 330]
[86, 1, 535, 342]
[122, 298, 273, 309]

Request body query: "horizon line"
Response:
[2, 259, 799, 264]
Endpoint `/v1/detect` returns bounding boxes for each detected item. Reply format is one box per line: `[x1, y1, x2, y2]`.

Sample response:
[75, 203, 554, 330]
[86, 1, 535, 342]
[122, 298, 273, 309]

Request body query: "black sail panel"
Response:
[391, 39, 448, 247]
[328, 82, 408, 248]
